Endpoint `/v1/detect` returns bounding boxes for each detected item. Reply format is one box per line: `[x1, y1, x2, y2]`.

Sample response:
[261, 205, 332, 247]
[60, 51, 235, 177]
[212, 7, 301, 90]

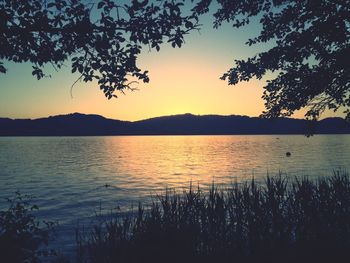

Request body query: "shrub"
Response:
[0, 192, 55, 263]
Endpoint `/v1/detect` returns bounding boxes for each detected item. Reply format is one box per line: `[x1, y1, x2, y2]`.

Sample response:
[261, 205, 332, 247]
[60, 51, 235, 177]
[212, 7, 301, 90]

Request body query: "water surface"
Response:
[0, 135, 349, 251]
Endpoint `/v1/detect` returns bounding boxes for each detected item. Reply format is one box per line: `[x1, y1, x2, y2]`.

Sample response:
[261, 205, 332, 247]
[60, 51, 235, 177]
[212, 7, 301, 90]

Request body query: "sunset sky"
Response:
[0, 5, 342, 121]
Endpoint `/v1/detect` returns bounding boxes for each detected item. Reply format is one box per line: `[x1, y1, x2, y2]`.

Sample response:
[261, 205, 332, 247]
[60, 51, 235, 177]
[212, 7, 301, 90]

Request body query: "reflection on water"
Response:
[0, 135, 349, 249]
[1, 135, 350, 214]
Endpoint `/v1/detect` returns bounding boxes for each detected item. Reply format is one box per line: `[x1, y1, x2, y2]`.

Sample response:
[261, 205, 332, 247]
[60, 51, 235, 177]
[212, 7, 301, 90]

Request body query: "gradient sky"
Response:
[0, 4, 342, 121]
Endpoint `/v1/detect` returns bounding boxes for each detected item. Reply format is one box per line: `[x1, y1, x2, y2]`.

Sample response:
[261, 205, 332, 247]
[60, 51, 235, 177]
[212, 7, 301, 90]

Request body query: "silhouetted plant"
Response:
[0, 192, 55, 263]
[0, 0, 200, 99]
[1, 1, 348, 119]
[204, 0, 350, 120]
[76, 171, 350, 263]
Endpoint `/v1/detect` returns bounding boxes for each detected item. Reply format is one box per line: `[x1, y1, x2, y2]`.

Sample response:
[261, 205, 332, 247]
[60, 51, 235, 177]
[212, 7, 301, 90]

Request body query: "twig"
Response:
[70, 74, 83, 99]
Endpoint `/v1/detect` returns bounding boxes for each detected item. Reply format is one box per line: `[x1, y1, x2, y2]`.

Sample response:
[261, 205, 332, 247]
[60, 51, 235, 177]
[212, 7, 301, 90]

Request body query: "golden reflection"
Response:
[100, 135, 317, 193]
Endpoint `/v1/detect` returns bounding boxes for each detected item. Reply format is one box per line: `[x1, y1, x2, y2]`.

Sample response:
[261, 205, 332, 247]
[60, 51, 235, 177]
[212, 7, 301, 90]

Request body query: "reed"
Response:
[76, 170, 350, 263]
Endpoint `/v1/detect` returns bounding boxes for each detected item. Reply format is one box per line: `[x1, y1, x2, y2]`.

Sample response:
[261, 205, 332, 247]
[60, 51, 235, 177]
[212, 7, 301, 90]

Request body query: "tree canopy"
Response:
[0, 0, 200, 98]
[208, 0, 350, 120]
[1, 0, 349, 120]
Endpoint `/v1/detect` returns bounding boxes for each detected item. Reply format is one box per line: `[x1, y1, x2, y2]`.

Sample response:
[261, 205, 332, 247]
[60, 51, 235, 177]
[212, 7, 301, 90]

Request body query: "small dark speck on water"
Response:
[286, 152, 291, 157]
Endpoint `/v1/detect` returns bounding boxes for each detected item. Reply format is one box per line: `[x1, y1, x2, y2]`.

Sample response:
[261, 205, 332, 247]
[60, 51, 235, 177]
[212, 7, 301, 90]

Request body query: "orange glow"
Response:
[55, 45, 268, 121]
[0, 25, 344, 121]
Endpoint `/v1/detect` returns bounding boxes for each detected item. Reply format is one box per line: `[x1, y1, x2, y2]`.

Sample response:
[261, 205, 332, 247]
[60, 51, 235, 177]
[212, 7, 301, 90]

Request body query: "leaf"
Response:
[185, 21, 193, 29]
[0, 63, 6, 74]
[97, 1, 105, 9]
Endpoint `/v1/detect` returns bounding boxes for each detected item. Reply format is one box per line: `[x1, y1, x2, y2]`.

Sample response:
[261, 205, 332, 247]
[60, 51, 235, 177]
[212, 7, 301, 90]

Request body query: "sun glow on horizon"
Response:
[0, 12, 345, 121]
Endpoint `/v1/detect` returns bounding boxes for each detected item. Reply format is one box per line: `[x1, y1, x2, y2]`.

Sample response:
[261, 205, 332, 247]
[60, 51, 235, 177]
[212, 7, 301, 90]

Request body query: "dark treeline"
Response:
[1, 113, 350, 136]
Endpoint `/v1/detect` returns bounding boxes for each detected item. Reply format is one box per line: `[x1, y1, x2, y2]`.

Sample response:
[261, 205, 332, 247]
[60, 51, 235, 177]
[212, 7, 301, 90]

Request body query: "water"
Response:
[0, 135, 349, 253]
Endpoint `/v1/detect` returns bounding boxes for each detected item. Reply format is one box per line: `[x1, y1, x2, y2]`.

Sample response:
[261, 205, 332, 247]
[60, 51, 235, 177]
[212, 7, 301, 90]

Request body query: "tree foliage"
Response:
[203, 0, 350, 120]
[0, 0, 200, 98]
[1, 0, 349, 119]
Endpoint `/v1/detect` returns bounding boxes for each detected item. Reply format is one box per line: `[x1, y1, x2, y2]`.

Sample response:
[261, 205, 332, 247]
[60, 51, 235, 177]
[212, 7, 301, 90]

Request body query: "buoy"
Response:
[286, 152, 291, 157]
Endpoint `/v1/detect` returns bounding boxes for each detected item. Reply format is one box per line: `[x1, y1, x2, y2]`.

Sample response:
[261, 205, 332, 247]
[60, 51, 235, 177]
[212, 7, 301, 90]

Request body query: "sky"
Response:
[0, 2, 342, 121]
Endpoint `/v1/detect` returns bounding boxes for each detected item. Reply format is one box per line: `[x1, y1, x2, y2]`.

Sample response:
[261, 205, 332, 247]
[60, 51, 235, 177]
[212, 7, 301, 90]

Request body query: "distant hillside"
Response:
[0, 113, 349, 136]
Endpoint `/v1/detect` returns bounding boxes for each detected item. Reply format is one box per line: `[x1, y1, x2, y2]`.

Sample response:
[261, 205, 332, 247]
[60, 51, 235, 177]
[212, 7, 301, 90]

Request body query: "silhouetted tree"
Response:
[193, 0, 349, 120]
[1, 0, 349, 120]
[0, 0, 199, 98]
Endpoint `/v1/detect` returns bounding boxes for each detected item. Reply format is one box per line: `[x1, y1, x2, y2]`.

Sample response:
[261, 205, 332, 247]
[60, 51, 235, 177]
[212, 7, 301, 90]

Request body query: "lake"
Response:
[0, 135, 350, 253]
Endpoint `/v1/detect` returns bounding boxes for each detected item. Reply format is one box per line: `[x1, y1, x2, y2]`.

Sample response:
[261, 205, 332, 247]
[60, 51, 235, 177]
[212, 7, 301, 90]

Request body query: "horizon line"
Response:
[0, 112, 343, 122]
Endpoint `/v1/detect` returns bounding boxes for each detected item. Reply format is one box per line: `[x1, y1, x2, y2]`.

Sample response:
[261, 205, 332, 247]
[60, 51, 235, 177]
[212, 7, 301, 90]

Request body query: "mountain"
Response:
[0, 113, 349, 136]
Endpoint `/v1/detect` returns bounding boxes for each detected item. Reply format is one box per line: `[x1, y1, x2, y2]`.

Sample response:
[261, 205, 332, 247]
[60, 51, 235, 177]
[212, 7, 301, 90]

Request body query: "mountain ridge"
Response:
[0, 113, 349, 136]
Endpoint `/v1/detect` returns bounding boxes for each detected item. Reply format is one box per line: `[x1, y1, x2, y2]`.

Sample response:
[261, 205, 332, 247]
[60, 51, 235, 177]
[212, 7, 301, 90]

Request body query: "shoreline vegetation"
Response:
[2, 171, 350, 263]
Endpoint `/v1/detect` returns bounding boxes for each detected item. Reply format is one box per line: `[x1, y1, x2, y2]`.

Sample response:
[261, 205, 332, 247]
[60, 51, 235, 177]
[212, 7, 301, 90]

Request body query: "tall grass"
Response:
[76, 171, 350, 263]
